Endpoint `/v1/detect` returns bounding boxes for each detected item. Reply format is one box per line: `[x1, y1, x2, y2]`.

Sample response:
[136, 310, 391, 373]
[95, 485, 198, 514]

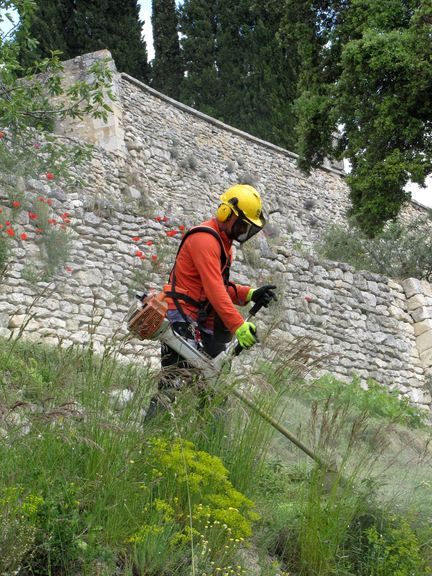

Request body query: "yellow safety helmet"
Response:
[216, 184, 265, 227]
[216, 184, 266, 243]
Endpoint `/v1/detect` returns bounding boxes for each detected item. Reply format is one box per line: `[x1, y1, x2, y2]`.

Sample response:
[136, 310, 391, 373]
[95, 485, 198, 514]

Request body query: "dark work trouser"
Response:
[144, 322, 229, 420]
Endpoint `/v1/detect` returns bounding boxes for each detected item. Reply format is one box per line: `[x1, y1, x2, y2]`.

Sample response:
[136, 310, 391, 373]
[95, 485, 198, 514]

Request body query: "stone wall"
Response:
[0, 52, 431, 411]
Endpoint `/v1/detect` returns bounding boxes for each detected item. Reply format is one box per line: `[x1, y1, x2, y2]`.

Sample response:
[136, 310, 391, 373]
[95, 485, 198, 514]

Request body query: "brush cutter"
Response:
[127, 290, 336, 473]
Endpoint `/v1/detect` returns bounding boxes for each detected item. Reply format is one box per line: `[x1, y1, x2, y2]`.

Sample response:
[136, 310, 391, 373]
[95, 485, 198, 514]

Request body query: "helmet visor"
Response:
[231, 211, 266, 243]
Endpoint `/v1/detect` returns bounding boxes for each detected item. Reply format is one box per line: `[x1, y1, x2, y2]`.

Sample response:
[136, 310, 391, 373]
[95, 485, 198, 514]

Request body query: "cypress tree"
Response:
[24, 0, 149, 81]
[180, 0, 298, 150]
[151, 0, 183, 99]
[179, 0, 221, 117]
[17, 0, 74, 66]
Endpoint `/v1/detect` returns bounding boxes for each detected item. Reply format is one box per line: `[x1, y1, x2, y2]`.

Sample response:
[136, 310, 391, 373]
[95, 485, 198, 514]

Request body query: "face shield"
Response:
[231, 210, 267, 243]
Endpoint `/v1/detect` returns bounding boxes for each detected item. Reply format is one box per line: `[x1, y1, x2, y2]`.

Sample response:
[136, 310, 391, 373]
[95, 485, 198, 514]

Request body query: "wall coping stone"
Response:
[121, 73, 346, 177]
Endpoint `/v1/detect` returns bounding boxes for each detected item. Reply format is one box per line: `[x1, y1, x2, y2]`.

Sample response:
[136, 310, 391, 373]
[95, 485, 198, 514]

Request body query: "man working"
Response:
[145, 183, 277, 418]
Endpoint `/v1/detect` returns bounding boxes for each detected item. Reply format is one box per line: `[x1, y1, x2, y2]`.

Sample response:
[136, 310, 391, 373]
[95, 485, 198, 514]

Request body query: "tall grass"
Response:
[0, 328, 431, 575]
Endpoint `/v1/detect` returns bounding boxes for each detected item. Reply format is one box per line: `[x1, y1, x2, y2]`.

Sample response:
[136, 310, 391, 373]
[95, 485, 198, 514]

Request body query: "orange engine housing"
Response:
[128, 291, 168, 340]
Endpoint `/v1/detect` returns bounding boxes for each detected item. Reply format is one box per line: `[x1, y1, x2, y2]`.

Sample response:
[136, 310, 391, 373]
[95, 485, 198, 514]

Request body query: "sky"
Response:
[1, 2, 431, 208]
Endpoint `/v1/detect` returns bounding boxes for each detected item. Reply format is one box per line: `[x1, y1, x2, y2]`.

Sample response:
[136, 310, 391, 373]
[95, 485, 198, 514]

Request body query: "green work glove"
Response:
[235, 321, 257, 349]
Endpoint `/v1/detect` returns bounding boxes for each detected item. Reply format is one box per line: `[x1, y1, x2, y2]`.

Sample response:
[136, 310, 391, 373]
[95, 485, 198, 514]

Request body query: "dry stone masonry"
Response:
[1, 51, 431, 412]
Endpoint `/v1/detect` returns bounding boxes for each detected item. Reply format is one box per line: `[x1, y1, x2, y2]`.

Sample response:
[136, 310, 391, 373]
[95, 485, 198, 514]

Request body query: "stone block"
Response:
[414, 319, 432, 337]
[401, 278, 423, 298]
[420, 348, 432, 368]
[407, 294, 426, 312]
[412, 306, 432, 323]
[417, 330, 432, 354]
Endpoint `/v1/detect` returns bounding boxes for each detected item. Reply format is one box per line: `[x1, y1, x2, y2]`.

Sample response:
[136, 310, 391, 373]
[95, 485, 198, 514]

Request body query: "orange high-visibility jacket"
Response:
[164, 218, 250, 334]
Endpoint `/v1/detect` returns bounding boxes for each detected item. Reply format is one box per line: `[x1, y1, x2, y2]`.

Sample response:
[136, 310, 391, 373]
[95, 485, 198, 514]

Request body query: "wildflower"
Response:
[48, 218, 57, 225]
[135, 250, 144, 258]
[145, 240, 153, 246]
[46, 172, 55, 180]
[155, 216, 162, 222]
[6, 228, 15, 237]
[166, 230, 178, 237]
[37, 196, 45, 202]
[28, 212, 38, 220]
[47, 199, 53, 206]
[20, 232, 28, 240]
[179, 224, 185, 231]
[34, 142, 41, 149]
[60, 212, 70, 220]
[304, 295, 313, 303]
[151, 255, 158, 262]
[162, 216, 169, 222]
[11, 200, 20, 208]
[5, 220, 10, 226]
[139, 254, 146, 260]
[132, 236, 141, 242]
[65, 266, 73, 272]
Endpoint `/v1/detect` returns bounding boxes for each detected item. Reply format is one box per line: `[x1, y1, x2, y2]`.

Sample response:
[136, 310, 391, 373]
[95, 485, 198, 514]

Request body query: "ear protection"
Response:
[216, 197, 238, 222]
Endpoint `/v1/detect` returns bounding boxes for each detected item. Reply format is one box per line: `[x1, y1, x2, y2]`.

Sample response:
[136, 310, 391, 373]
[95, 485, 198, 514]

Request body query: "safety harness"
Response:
[164, 226, 236, 343]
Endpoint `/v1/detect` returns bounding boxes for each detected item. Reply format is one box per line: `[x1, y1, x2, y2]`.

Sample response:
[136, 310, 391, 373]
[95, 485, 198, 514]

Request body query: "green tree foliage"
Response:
[179, 0, 220, 117]
[151, 0, 183, 98]
[22, 0, 150, 81]
[179, 0, 298, 149]
[286, 0, 432, 235]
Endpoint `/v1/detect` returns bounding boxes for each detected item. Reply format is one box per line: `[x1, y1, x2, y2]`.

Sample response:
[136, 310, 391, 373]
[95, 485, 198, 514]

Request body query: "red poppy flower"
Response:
[166, 230, 178, 237]
[48, 218, 57, 225]
[155, 216, 162, 222]
[162, 216, 169, 222]
[135, 250, 144, 257]
[179, 225, 185, 231]
[28, 212, 38, 220]
[12, 201, 20, 208]
[151, 255, 158, 262]
[63, 218, 71, 224]
[61, 212, 70, 220]
[65, 266, 73, 272]
[47, 199, 53, 206]
[132, 236, 141, 242]
[20, 232, 28, 240]
[139, 254, 146, 260]
[46, 172, 55, 181]
[145, 240, 153, 246]
[6, 228, 15, 237]
[5, 220, 10, 226]
[37, 196, 45, 202]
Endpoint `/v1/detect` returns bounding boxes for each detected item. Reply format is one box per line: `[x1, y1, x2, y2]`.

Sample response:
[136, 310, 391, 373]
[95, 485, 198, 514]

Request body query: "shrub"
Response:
[0, 487, 44, 576]
[346, 511, 431, 576]
[318, 215, 432, 280]
[304, 375, 427, 428]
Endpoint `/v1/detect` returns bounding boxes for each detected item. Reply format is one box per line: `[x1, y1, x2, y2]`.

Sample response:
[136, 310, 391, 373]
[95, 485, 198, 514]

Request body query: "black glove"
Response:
[250, 284, 277, 308]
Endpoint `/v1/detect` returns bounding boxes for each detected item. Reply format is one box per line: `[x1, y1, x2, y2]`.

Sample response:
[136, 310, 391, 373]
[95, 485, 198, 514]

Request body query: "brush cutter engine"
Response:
[127, 291, 229, 380]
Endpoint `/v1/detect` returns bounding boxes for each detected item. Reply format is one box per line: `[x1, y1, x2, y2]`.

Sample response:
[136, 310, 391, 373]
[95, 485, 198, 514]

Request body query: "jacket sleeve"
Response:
[227, 283, 251, 306]
[187, 233, 246, 333]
